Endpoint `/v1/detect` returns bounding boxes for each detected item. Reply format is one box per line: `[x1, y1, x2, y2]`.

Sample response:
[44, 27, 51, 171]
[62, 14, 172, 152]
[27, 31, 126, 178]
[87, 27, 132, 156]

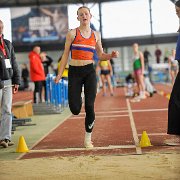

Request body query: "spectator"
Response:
[0, 20, 21, 148]
[168, 49, 178, 85]
[40, 52, 54, 76]
[143, 48, 151, 69]
[29, 46, 45, 103]
[155, 45, 162, 64]
[125, 73, 135, 97]
[21, 63, 29, 90]
[144, 72, 154, 97]
[164, 47, 170, 63]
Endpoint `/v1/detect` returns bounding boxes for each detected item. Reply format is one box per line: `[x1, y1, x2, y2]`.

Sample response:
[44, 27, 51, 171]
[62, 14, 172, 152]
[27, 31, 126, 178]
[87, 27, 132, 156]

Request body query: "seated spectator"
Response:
[125, 73, 135, 97]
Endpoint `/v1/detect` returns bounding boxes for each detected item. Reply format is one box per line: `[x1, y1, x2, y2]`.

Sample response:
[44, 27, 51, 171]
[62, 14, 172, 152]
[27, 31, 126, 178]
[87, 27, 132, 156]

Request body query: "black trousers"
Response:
[168, 63, 180, 135]
[68, 63, 97, 133]
[42, 80, 47, 101]
[33, 81, 43, 103]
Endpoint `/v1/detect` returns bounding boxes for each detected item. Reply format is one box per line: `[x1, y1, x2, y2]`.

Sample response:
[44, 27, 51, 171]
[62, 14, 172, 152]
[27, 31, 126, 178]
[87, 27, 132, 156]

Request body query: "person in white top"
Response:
[168, 49, 178, 85]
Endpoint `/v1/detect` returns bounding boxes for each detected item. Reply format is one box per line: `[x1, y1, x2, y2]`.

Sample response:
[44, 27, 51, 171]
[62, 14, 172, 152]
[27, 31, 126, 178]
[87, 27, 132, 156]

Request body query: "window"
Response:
[151, 0, 178, 34]
[0, 8, 12, 41]
[101, 0, 150, 38]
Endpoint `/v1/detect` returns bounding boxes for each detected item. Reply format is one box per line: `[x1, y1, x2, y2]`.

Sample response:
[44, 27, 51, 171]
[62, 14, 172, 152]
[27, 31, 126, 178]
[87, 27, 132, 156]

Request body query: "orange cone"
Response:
[16, 136, 29, 153]
[139, 131, 152, 147]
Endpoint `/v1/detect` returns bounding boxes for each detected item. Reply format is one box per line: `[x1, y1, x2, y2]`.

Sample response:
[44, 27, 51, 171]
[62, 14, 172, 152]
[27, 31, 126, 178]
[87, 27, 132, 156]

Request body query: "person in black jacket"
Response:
[165, 1, 180, 146]
[21, 63, 29, 90]
[0, 20, 21, 148]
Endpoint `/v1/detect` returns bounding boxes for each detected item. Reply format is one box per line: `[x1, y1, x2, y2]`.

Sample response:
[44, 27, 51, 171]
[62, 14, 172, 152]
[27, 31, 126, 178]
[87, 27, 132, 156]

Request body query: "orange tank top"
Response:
[71, 28, 96, 60]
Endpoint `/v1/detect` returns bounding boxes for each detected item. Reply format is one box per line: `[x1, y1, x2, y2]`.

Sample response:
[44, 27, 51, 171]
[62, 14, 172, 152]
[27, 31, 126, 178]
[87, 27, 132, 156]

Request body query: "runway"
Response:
[16, 84, 179, 160]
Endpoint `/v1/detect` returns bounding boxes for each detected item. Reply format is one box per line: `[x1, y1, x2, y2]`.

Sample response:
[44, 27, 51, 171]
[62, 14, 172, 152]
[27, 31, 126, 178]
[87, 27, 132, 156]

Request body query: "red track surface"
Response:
[20, 84, 180, 159]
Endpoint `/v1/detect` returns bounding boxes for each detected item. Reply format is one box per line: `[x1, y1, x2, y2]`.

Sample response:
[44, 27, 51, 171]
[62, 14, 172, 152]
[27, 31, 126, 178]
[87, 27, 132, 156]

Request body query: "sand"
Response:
[0, 153, 180, 180]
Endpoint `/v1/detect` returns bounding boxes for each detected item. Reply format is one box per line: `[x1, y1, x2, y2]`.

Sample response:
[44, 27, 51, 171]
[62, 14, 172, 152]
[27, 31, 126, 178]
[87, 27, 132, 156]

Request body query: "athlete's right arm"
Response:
[95, 31, 119, 60]
[55, 30, 75, 83]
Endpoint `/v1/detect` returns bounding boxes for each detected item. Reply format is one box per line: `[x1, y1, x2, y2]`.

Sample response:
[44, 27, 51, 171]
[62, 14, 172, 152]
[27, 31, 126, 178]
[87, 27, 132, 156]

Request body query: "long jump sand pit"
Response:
[1, 153, 180, 179]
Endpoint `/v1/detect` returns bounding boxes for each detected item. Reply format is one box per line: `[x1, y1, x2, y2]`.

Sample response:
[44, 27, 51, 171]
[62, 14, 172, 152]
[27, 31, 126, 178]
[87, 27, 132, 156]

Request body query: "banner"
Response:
[11, 5, 68, 43]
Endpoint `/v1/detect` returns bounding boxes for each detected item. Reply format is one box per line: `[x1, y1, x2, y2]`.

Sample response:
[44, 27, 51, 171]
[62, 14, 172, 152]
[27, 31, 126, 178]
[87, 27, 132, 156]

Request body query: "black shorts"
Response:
[100, 70, 110, 75]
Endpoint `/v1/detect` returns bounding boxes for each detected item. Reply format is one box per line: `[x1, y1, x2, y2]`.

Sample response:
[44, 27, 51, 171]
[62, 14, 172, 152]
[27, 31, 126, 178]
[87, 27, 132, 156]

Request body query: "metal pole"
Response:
[149, 0, 153, 36]
[98, 0, 103, 38]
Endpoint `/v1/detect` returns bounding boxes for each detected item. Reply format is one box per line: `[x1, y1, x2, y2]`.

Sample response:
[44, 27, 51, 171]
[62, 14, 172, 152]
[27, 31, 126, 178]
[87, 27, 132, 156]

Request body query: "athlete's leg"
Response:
[83, 67, 97, 148]
[106, 74, 114, 95]
[68, 66, 83, 115]
[136, 70, 146, 98]
[33, 81, 43, 103]
[171, 70, 175, 85]
[84, 69, 97, 133]
[134, 71, 140, 94]
[100, 74, 106, 96]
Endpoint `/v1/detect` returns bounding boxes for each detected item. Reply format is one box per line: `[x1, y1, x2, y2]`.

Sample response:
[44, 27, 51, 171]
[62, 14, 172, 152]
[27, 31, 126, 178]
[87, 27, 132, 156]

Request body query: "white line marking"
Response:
[78, 108, 167, 115]
[79, 110, 128, 115]
[29, 145, 136, 153]
[69, 114, 129, 119]
[132, 108, 167, 112]
[94, 111, 128, 114]
[103, 107, 128, 110]
[126, 99, 142, 155]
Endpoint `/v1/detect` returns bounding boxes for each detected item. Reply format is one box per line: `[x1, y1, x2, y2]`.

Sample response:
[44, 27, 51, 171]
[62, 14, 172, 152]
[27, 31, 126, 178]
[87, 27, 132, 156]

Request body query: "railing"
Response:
[46, 74, 68, 113]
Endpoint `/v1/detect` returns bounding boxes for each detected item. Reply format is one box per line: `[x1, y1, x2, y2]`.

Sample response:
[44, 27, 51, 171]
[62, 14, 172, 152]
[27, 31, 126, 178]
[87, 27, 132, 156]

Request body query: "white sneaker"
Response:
[130, 96, 141, 102]
[140, 94, 146, 99]
[84, 141, 94, 148]
[84, 132, 94, 148]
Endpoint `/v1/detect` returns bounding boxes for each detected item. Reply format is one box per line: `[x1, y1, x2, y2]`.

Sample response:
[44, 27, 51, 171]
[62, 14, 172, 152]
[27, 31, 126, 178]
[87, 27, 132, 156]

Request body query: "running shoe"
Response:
[6, 139, 15, 146]
[130, 97, 141, 102]
[139, 94, 147, 99]
[84, 141, 94, 148]
[0, 140, 8, 148]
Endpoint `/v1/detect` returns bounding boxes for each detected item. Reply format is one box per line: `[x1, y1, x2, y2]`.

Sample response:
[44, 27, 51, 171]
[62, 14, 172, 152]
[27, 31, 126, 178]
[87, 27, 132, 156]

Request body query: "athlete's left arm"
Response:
[95, 31, 119, 60]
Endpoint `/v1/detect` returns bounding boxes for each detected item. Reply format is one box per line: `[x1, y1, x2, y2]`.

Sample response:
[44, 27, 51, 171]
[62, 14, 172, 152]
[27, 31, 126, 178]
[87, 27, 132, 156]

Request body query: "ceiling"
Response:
[0, 0, 125, 8]
[0, 0, 177, 52]
[0, 0, 176, 8]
